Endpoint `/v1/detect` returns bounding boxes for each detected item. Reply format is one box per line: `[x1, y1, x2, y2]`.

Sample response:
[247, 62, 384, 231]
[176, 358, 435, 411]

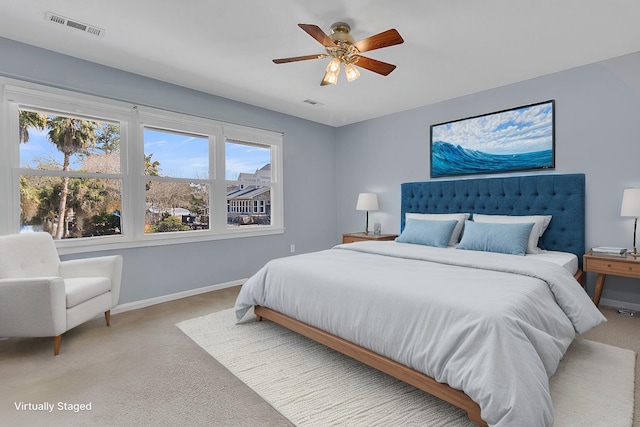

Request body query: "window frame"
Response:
[223, 132, 280, 231]
[5, 84, 132, 251]
[1, 80, 284, 255]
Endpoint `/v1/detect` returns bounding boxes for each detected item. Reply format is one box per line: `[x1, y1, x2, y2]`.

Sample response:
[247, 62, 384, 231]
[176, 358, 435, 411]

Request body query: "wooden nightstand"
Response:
[342, 232, 398, 244]
[583, 250, 640, 306]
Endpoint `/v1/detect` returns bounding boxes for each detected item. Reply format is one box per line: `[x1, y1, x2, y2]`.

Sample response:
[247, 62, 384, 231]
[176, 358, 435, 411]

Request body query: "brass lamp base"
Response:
[631, 218, 640, 257]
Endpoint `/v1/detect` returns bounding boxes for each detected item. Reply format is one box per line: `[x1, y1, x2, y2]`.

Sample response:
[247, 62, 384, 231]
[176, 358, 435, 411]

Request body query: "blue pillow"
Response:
[396, 219, 458, 247]
[456, 220, 534, 256]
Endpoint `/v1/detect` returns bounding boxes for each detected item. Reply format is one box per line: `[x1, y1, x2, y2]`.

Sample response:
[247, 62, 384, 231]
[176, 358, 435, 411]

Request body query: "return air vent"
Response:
[303, 99, 324, 106]
[45, 11, 105, 37]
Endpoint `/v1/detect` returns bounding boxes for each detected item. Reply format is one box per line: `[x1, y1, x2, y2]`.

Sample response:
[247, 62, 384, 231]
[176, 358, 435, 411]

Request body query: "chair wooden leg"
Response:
[54, 335, 62, 356]
[105, 310, 111, 327]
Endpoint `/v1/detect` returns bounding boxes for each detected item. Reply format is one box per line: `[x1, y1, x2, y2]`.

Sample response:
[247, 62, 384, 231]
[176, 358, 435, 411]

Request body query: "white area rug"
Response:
[177, 308, 635, 427]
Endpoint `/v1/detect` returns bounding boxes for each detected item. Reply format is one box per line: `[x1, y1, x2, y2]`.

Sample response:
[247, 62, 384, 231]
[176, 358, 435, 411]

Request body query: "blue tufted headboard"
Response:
[401, 174, 585, 267]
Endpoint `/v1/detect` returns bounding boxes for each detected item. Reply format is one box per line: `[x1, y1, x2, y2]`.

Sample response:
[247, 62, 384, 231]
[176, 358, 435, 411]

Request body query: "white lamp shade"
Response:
[345, 63, 361, 82]
[326, 57, 341, 73]
[621, 188, 640, 217]
[356, 193, 379, 211]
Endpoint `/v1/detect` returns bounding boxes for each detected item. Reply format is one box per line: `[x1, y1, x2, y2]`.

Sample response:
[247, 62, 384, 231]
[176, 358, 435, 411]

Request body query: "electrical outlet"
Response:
[290, 244, 295, 253]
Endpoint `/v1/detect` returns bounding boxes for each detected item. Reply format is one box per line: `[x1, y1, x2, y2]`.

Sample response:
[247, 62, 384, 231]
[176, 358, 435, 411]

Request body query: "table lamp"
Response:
[356, 193, 378, 235]
[621, 188, 640, 257]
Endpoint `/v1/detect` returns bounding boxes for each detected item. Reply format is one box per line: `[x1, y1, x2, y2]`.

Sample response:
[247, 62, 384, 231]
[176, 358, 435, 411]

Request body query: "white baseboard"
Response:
[599, 297, 640, 312]
[111, 279, 246, 315]
[106, 283, 640, 319]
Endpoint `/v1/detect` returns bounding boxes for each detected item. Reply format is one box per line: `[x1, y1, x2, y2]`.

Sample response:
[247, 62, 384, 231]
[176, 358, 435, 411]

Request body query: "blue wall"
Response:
[335, 50, 640, 308]
[3, 35, 640, 309]
[0, 37, 338, 305]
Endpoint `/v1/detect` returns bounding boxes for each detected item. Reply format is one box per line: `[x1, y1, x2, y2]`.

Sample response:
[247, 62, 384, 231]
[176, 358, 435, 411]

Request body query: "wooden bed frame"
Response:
[253, 174, 587, 426]
[254, 270, 584, 426]
[254, 305, 487, 426]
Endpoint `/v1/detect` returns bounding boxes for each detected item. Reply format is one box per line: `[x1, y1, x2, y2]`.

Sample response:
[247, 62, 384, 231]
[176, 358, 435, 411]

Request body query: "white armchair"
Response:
[0, 232, 122, 355]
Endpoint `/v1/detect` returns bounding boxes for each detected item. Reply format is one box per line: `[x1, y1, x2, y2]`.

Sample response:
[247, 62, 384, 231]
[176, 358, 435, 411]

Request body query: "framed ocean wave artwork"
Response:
[430, 100, 555, 178]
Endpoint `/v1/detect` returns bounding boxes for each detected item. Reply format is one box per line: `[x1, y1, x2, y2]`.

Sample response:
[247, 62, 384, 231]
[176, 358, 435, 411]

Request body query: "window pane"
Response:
[19, 109, 121, 173]
[226, 184, 271, 228]
[144, 128, 208, 179]
[20, 175, 122, 238]
[145, 181, 210, 233]
[226, 140, 271, 182]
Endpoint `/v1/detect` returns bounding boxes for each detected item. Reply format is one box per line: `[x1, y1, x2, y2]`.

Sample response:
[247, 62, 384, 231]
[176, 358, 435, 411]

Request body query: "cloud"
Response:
[432, 103, 553, 154]
[144, 139, 166, 148]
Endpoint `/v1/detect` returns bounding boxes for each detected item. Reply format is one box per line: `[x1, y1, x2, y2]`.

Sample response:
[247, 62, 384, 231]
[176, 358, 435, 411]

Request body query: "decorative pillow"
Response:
[472, 214, 552, 254]
[396, 218, 459, 248]
[405, 213, 471, 246]
[456, 220, 535, 256]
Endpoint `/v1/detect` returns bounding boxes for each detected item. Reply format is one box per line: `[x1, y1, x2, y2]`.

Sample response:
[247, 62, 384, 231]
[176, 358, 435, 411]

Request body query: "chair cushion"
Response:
[0, 233, 60, 279]
[64, 277, 112, 308]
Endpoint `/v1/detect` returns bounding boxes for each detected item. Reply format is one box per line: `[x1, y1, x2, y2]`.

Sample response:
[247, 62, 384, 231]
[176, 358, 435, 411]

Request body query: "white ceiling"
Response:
[1, 1, 640, 127]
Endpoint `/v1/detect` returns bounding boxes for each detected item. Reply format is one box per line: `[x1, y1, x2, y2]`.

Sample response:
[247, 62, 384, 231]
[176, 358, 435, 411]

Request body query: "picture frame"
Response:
[430, 100, 555, 178]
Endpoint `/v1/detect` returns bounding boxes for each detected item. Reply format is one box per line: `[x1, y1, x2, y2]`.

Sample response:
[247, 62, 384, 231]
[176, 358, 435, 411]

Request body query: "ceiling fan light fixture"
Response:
[329, 22, 355, 44]
[345, 63, 360, 82]
[326, 57, 341, 73]
[272, 22, 404, 86]
[321, 70, 339, 85]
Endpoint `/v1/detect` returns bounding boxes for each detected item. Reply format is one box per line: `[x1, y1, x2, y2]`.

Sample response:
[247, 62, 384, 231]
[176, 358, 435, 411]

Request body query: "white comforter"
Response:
[235, 241, 606, 426]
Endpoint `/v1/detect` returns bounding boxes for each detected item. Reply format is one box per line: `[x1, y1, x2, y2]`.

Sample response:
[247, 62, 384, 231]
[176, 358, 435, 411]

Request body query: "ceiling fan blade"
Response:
[355, 56, 397, 76]
[273, 54, 328, 64]
[354, 29, 404, 53]
[298, 24, 336, 47]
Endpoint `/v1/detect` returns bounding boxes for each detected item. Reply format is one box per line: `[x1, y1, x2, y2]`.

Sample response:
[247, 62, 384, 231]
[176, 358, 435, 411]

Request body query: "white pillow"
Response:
[405, 213, 471, 246]
[472, 214, 552, 254]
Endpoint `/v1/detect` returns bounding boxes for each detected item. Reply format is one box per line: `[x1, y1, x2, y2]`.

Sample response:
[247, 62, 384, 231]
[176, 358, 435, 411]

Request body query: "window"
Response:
[2, 82, 284, 252]
[142, 126, 211, 234]
[225, 139, 272, 228]
[14, 103, 126, 241]
[139, 109, 283, 238]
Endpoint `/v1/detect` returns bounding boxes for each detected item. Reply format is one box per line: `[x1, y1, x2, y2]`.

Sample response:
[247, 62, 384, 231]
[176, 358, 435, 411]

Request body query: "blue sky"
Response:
[431, 102, 553, 155]
[20, 127, 83, 168]
[144, 129, 209, 178]
[144, 129, 271, 179]
[20, 126, 271, 180]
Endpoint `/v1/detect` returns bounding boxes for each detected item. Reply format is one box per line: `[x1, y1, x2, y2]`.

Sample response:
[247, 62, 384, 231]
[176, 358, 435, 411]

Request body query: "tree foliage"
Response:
[85, 211, 121, 236]
[150, 213, 190, 233]
[18, 112, 206, 237]
[47, 117, 99, 238]
[19, 111, 47, 143]
[19, 112, 121, 238]
[93, 123, 120, 154]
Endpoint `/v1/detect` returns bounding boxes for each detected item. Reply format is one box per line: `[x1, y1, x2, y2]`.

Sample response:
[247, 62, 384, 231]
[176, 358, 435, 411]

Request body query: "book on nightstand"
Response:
[591, 246, 628, 256]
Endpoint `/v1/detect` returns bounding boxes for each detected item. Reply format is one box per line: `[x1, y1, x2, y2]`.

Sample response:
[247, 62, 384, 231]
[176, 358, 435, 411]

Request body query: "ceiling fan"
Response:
[272, 22, 404, 86]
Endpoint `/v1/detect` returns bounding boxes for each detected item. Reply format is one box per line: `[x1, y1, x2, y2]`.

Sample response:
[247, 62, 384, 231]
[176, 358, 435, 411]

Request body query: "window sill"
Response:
[55, 227, 286, 256]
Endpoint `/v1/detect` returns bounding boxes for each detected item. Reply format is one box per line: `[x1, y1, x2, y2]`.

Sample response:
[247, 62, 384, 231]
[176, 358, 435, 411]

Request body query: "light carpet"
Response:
[177, 308, 635, 427]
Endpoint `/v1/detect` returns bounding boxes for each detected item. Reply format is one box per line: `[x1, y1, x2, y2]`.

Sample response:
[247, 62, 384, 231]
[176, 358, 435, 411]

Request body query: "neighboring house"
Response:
[227, 164, 271, 225]
[144, 164, 271, 229]
[145, 205, 191, 229]
[237, 163, 271, 184]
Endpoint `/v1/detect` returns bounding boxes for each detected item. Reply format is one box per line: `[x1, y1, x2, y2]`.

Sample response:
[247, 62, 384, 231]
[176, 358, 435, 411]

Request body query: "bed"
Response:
[234, 173, 605, 426]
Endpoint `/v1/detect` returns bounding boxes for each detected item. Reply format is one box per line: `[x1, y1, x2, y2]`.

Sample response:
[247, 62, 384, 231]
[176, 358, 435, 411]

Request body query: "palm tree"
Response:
[144, 153, 160, 176]
[47, 117, 97, 239]
[144, 153, 161, 191]
[19, 110, 47, 143]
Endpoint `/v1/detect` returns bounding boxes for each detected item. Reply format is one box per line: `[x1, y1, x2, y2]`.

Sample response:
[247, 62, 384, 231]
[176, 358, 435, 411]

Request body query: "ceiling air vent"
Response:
[45, 12, 105, 37]
[303, 99, 324, 107]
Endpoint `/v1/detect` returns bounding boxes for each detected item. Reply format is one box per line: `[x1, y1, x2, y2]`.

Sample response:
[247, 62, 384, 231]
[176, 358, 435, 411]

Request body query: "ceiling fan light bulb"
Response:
[345, 63, 360, 82]
[326, 57, 341, 73]
[321, 70, 338, 85]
